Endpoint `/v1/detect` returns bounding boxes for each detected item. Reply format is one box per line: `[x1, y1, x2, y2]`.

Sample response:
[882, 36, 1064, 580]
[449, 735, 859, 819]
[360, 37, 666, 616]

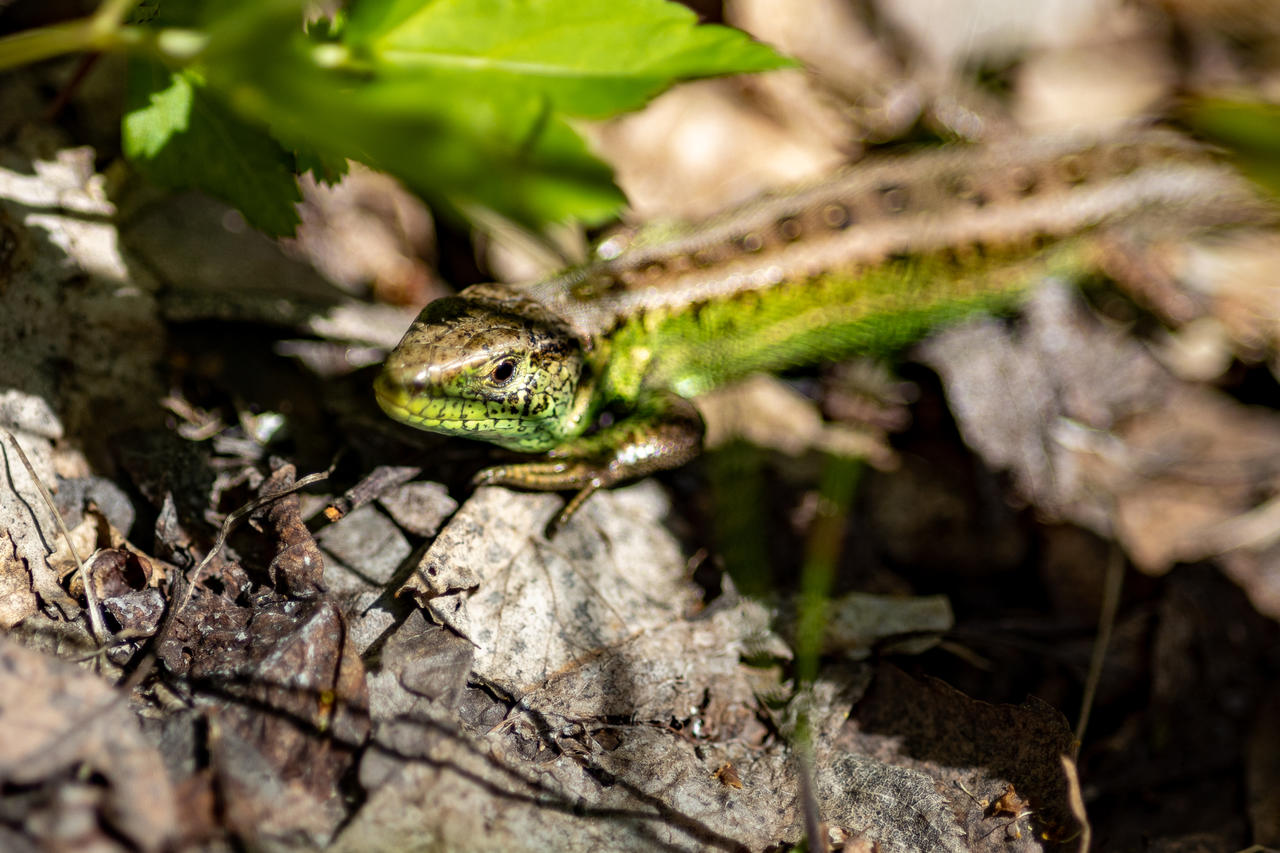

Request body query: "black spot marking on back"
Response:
[733, 232, 765, 254]
[691, 249, 717, 268]
[642, 259, 667, 277]
[667, 254, 694, 274]
[776, 216, 803, 242]
[1009, 166, 1037, 196]
[1057, 153, 1089, 185]
[822, 202, 852, 230]
[1110, 143, 1140, 175]
[947, 174, 986, 208]
[878, 183, 909, 213]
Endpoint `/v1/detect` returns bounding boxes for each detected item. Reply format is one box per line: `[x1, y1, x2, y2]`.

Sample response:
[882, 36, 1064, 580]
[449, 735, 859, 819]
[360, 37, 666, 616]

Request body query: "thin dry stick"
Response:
[2, 427, 108, 643]
[1074, 542, 1124, 757]
[794, 736, 828, 853]
[1059, 755, 1092, 851]
[119, 465, 333, 692]
[176, 468, 333, 615]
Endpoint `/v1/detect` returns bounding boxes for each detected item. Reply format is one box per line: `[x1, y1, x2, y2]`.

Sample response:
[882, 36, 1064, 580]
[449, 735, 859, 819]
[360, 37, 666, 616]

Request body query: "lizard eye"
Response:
[490, 359, 518, 385]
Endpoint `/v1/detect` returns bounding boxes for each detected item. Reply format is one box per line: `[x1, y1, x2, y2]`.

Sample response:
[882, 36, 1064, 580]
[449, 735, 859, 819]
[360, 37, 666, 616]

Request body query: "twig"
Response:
[118, 464, 334, 692]
[1074, 541, 1124, 756]
[41, 53, 100, 122]
[1059, 755, 1091, 851]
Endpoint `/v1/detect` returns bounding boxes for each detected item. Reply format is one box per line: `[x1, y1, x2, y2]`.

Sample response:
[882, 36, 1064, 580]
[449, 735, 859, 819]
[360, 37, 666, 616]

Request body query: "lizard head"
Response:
[375, 286, 587, 453]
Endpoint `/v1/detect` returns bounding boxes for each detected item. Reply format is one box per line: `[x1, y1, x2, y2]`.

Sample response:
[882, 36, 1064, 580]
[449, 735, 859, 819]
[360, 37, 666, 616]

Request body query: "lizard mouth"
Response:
[374, 372, 502, 433]
[373, 372, 444, 427]
[372, 372, 412, 417]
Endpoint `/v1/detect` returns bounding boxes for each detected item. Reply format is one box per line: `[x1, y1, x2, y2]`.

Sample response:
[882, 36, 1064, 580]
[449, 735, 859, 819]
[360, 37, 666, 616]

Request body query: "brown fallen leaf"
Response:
[0, 528, 38, 629]
[1, 420, 78, 617]
[921, 283, 1280, 609]
[848, 664, 1082, 844]
[0, 636, 178, 851]
[257, 462, 326, 596]
[1108, 383, 1280, 573]
[185, 593, 371, 845]
[399, 482, 703, 695]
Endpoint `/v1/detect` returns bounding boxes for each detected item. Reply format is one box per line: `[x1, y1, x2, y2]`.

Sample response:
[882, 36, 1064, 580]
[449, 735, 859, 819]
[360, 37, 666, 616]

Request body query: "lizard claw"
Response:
[545, 480, 604, 537]
[471, 462, 608, 536]
[471, 461, 585, 490]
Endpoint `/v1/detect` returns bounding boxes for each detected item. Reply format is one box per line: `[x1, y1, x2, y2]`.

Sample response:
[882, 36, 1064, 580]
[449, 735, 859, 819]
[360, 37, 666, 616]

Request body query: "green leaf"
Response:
[1182, 97, 1280, 199]
[193, 0, 790, 228]
[123, 58, 302, 235]
[1186, 97, 1280, 200]
[343, 0, 795, 117]
[130, 0, 791, 230]
[213, 48, 625, 226]
[292, 147, 350, 186]
[1187, 97, 1280, 153]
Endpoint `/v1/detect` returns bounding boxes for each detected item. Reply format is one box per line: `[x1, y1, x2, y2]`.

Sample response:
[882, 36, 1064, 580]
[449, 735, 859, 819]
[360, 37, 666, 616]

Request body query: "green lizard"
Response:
[375, 130, 1271, 529]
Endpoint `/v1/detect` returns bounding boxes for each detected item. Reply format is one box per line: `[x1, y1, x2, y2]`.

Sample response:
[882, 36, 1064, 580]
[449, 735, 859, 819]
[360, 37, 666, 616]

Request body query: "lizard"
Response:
[374, 129, 1274, 531]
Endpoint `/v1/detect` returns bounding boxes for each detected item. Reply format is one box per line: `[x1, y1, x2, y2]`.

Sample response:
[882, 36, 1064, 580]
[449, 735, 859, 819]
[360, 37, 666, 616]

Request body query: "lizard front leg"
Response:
[473, 391, 705, 533]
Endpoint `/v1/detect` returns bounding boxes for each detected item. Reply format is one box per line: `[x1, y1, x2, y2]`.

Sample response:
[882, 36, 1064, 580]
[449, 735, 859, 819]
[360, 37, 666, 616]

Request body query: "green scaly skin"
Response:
[375, 131, 1271, 530]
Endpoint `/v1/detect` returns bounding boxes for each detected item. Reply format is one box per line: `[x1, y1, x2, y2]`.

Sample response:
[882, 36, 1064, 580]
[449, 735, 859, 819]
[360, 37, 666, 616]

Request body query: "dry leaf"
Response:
[0, 636, 177, 851]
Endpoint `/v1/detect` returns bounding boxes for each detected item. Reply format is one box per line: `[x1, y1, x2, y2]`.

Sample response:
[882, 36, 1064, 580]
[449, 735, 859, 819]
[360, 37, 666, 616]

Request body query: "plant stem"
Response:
[791, 454, 862, 853]
[794, 455, 862, 685]
[0, 21, 97, 72]
[0, 0, 145, 73]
